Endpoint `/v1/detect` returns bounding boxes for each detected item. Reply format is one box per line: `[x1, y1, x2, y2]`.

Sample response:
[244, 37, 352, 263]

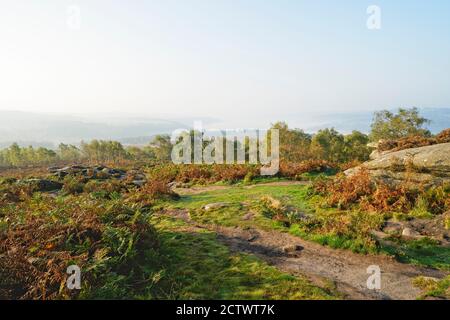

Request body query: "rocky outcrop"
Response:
[345, 142, 450, 187]
[48, 165, 147, 187]
[19, 179, 63, 192]
[49, 165, 127, 179]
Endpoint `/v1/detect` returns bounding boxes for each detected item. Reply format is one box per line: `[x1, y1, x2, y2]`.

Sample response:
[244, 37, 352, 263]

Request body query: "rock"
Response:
[282, 244, 303, 253]
[53, 171, 69, 179]
[383, 221, 404, 234]
[131, 174, 146, 181]
[402, 227, 423, 239]
[48, 164, 133, 182]
[132, 180, 146, 187]
[164, 209, 191, 222]
[241, 212, 255, 221]
[96, 170, 111, 179]
[345, 142, 450, 187]
[168, 181, 180, 188]
[168, 181, 191, 189]
[404, 216, 450, 244]
[371, 230, 391, 240]
[70, 165, 86, 170]
[369, 149, 381, 160]
[367, 141, 380, 149]
[27, 257, 40, 264]
[203, 202, 229, 211]
[21, 179, 63, 192]
[85, 168, 97, 177]
[48, 166, 60, 173]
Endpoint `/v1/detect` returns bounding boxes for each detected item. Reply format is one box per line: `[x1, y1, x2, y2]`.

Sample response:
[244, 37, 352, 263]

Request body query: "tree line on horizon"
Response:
[0, 108, 434, 168]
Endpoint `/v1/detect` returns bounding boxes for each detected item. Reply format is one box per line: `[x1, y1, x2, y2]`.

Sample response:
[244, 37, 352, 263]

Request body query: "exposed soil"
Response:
[159, 208, 447, 300]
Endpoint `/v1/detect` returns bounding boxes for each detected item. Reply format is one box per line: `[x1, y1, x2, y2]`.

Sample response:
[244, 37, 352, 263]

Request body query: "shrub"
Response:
[84, 180, 124, 199]
[339, 160, 362, 171]
[313, 169, 373, 210]
[0, 196, 159, 299]
[62, 176, 85, 195]
[243, 171, 254, 184]
[279, 160, 337, 179]
[413, 275, 450, 299]
[141, 180, 179, 200]
[445, 215, 450, 231]
[312, 169, 449, 215]
[378, 128, 450, 152]
[436, 128, 450, 144]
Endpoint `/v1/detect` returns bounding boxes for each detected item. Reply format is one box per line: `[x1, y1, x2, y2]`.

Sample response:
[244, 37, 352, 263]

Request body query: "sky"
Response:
[1, 0, 450, 128]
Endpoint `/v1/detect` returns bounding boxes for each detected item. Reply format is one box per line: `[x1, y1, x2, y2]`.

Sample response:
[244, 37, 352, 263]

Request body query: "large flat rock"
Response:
[345, 142, 450, 186]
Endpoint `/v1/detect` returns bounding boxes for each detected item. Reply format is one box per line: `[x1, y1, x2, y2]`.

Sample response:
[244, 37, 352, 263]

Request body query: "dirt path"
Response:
[160, 209, 446, 300]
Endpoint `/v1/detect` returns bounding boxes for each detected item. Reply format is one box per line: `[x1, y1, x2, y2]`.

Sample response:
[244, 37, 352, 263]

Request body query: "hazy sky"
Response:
[1, 0, 450, 127]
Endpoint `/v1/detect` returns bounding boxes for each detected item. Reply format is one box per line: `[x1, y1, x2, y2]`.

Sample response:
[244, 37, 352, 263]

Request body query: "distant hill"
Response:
[0, 111, 189, 148]
[0, 108, 448, 148]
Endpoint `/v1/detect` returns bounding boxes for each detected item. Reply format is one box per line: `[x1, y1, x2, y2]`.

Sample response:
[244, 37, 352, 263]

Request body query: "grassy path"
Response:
[151, 215, 340, 300]
[159, 208, 445, 300]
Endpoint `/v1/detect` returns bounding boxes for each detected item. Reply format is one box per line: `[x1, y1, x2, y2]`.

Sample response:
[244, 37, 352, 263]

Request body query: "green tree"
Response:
[58, 143, 82, 162]
[271, 122, 312, 162]
[370, 107, 431, 141]
[344, 131, 370, 162]
[149, 134, 173, 161]
[311, 128, 346, 163]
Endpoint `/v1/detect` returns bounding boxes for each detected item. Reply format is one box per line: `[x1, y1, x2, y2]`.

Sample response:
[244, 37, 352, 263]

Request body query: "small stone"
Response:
[27, 257, 40, 264]
[241, 212, 255, 221]
[371, 230, 390, 240]
[48, 166, 60, 173]
[383, 221, 404, 234]
[203, 203, 229, 211]
[132, 180, 146, 187]
[402, 227, 422, 238]
[282, 244, 303, 253]
[168, 181, 179, 188]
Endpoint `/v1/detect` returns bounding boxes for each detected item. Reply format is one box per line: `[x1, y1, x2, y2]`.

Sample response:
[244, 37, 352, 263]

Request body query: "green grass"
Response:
[381, 238, 450, 271]
[167, 182, 313, 231]
[165, 183, 381, 253]
[413, 275, 450, 299]
[172, 182, 312, 213]
[149, 215, 340, 300]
